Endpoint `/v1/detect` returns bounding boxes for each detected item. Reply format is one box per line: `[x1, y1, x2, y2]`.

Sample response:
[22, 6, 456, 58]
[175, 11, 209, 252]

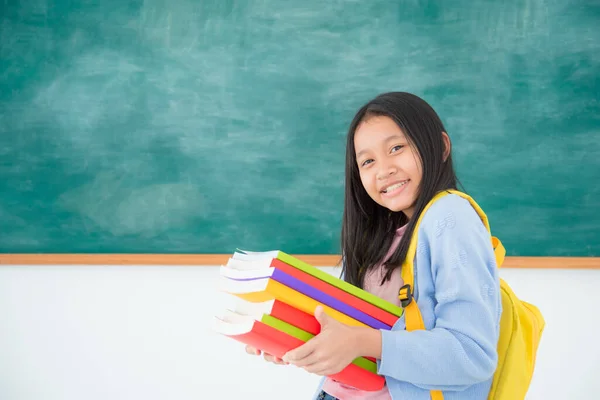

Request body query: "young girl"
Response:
[246, 92, 501, 400]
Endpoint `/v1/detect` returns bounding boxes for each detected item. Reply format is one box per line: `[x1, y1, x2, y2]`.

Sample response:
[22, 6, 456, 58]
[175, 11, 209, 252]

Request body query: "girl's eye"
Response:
[361, 159, 373, 167]
[391, 145, 404, 153]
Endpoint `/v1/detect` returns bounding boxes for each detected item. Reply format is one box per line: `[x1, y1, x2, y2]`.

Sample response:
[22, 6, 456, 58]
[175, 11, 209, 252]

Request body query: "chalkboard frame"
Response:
[0, 254, 598, 269]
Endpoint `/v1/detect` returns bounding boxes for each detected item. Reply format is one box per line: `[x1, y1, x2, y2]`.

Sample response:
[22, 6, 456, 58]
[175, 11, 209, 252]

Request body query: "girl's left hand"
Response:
[282, 305, 360, 376]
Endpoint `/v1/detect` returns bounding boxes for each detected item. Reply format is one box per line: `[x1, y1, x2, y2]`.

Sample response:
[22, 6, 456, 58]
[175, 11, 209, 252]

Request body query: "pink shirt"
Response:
[322, 224, 407, 399]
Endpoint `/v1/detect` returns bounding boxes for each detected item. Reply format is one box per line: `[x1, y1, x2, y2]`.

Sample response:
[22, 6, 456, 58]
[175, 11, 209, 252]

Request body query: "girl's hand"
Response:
[245, 345, 288, 365]
[282, 305, 361, 376]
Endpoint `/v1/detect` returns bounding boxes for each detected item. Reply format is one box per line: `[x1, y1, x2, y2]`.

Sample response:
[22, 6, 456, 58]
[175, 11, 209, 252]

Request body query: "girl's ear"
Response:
[442, 131, 451, 162]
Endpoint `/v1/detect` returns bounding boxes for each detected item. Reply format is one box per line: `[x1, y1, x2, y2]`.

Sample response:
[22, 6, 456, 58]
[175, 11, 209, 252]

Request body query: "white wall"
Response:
[0, 264, 598, 400]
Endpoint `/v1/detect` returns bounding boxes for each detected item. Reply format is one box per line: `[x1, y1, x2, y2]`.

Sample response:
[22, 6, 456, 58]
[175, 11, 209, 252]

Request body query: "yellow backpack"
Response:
[398, 190, 545, 400]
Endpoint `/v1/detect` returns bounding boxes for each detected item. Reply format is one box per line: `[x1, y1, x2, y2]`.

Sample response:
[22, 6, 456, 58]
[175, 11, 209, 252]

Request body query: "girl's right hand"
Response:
[245, 345, 288, 365]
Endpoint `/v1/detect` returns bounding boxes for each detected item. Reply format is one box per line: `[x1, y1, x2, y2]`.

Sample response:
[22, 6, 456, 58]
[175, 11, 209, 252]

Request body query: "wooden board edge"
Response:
[0, 254, 599, 269]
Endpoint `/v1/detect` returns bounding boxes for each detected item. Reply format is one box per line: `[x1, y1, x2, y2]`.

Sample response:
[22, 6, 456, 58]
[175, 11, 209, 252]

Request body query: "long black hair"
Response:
[341, 92, 462, 287]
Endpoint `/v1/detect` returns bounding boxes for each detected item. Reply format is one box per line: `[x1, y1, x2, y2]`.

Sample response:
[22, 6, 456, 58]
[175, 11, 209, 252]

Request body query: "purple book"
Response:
[225, 268, 392, 330]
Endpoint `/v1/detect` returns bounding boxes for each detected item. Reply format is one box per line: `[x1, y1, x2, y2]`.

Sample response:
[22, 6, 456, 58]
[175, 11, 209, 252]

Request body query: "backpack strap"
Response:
[450, 191, 506, 267]
[398, 190, 504, 400]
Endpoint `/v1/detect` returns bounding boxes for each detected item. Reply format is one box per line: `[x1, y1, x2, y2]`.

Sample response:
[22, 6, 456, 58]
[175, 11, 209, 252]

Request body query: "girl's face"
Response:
[354, 115, 422, 219]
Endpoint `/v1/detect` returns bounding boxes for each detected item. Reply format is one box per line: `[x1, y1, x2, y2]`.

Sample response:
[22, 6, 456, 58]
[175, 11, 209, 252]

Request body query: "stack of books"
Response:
[212, 249, 404, 391]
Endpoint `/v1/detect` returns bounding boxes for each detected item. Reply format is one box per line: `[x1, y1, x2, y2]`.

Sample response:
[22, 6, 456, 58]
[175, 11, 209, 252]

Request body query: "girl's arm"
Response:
[358, 196, 501, 391]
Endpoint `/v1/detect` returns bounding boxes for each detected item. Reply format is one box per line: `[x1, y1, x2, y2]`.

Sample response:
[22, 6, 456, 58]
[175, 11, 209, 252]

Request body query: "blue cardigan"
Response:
[313, 194, 502, 399]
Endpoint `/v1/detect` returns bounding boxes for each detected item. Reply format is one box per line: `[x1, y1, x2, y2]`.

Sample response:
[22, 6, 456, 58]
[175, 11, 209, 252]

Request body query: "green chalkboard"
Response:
[1, 0, 599, 256]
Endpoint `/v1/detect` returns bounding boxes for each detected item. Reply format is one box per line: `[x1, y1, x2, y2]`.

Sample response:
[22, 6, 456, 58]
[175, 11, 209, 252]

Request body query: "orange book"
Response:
[219, 275, 368, 328]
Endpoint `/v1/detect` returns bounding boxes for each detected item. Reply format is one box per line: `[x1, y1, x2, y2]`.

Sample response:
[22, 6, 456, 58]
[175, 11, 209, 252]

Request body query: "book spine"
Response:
[267, 280, 367, 328]
[226, 320, 384, 391]
[330, 363, 385, 392]
[276, 251, 403, 317]
[271, 259, 399, 327]
[267, 301, 377, 364]
[261, 314, 377, 373]
[270, 268, 392, 330]
[270, 300, 321, 336]
[228, 320, 304, 359]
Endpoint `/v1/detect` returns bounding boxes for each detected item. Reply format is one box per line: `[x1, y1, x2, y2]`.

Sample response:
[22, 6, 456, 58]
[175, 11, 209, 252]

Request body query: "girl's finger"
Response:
[310, 365, 337, 376]
[283, 339, 317, 363]
[263, 354, 289, 365]
[302, 361, 329, 375]
[245, 345, 261, 355]
[309, 362, 344, 376]
[288, 349, 320, 367]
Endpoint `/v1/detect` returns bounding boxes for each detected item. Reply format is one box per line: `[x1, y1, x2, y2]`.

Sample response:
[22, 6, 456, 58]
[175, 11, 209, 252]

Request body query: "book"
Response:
[221, 265, 392, 330]
[218, 275, 368, 328]
[226, 257, 400, 327]
[214, 249, 401, 391]
[232, 298, 321, 336]
[229, 249, 404, 318]
[217, 309, 377, 373]
[213, 311, 385, 391]
[231, 297, 377, 363]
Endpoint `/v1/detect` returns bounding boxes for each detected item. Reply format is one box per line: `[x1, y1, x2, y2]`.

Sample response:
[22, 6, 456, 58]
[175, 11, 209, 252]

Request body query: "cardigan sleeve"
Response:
[377, 195, 501, 391]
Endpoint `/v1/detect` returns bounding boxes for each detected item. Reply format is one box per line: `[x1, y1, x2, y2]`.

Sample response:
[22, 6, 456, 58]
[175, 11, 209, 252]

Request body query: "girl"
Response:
[247, 92, 501, 400]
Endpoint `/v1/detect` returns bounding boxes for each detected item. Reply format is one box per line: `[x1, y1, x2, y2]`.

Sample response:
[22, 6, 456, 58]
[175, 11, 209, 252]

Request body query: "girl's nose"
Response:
[377, 164, 397, 180]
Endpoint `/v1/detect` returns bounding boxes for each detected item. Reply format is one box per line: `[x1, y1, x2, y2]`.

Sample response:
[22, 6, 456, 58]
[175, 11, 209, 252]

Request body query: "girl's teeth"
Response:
[384, 181, 407, 193]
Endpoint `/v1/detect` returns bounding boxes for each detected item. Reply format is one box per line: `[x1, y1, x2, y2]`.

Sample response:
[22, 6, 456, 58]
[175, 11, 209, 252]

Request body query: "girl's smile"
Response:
[380, 179, 410, 197]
